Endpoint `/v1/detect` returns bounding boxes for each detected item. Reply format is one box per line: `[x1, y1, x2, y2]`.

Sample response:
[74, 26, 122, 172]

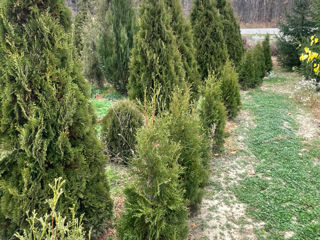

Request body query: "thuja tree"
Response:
[262, 35, 273, 73]
[199, 73, 226, 152]
[98, 0, 137, 94]
[81, 14, 105, 86]
[74, 0, 92, 55]
[128, 0, 185, 108]
[167, 87, 209, 212]
[219, 60, 241, 119]
[191, 0, 228, 79]
[118, 117, 189, 240]
[217, 0, 243, 67]
[277, 0, 315, 68]
[0, 0, 112, 238]
[165, 0, 201, 100]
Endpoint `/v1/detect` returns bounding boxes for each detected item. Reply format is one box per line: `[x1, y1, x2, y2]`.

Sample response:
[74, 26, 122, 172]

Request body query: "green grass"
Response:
[233, 90, 320, 239]
[91, 99, 115, 119]
[264, 76, 288, 83]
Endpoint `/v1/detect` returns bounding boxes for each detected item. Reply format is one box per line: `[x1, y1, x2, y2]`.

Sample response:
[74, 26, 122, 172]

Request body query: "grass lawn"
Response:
[233, 89, 320, 239]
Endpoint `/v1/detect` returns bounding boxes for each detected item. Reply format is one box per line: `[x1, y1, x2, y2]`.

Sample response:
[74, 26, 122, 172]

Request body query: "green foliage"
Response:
[14, 178, 90, 240]
[312, 0, 320, 29]
[277, 0, 316, 68]
[166, 87, 209, 212]
[128, 0, 185, 108]
[74, 0, 92, 55]
[101, 99, 144, 164]
[81, 13, 105, 86]
[117, 117, 189, 240]
[199, 73, 226, 152]
[217, 0, 244, 67]
[254, 43, 267, 81]
[239, 46, 266, 90]
[219, 60, 241, 119]
[165, 0, 201, 100]
[191, 0, 228, 79]
[0, 1, 112, 238]
[98, 0, 137, 94]
[262, 35, 273, 73]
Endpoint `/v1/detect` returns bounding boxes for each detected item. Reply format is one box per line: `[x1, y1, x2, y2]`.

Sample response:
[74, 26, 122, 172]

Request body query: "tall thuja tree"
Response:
[191, 0, 228, 79]
[98, 0, 137, 94]
[277, 0, 315, 68]
[74, 0, 92, 55]
[217, 0, 243, 67]
[262, 35, 273, 73]
[128, 0, 185, 108]
[165, 0, 201, 100]
[0, 0, 112, 238]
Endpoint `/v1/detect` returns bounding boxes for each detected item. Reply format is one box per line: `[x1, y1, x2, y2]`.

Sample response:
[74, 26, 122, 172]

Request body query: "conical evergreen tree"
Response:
[74, 0, 92, 55]
[118, 117, 189, 240]
[199, 73, 226, 152]
[165, 0, 201, 99]
[167, 87, 209, 212]
[217, 0, 243, 67]
[262, 34, 273, 73]
[98, 0, 137, 94]
[219, 60, 241, 119]
[81, 13, 105, 86]
[0, 0, 112, 238]
[191, 0, 228, 79]
[127, 0, 185, 108]
[239, 50, 257, 89]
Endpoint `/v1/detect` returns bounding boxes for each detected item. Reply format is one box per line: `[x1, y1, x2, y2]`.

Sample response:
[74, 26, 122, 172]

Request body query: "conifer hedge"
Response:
[0, 0, 112, 238]
[191, 0, 228, 79]
[127, 0, 184, 108]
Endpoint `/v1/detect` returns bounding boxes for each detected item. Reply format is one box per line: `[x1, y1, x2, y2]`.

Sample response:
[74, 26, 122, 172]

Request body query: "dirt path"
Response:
[189, 69, 320, 240]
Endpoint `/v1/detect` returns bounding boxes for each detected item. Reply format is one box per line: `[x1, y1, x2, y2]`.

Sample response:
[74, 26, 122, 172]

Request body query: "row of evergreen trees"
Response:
[0, 0, 247, 239]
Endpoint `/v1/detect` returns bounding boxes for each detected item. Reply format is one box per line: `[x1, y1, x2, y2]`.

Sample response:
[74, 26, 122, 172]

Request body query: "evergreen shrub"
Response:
[117, 117, 189, 240]
[167, 87, 209, 212]
[98, 0, 137, 95]
[220, 60, 241, 119]
[199, 73, 227, 152]
[262, 35, 273, 73]
[165, 0, 201, 100]
[191, 0, 228, 79]
[254, 43, 267, 83]
[0, 1, 112, 237]
[127, 0, 184, 108]
[101, 99, 144, 164]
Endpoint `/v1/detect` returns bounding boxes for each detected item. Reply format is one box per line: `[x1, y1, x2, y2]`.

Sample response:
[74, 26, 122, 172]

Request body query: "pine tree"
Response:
[0, 0, 112, 238]
[98, 0, 137, 94]
[199, 73, 226, 152]
[167, 87, 209, 212]
[165, 0, 201, 100]
[220, 60, 241, 119]
[128, 0, 185, 108]
[117, 117, 189, 240]
[217, 0, 243, 67]
[74, 0, 92, 55]
[191, 0, 228, 79]
[277, 0, 315, 68]
[262, 35, 273, 73]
